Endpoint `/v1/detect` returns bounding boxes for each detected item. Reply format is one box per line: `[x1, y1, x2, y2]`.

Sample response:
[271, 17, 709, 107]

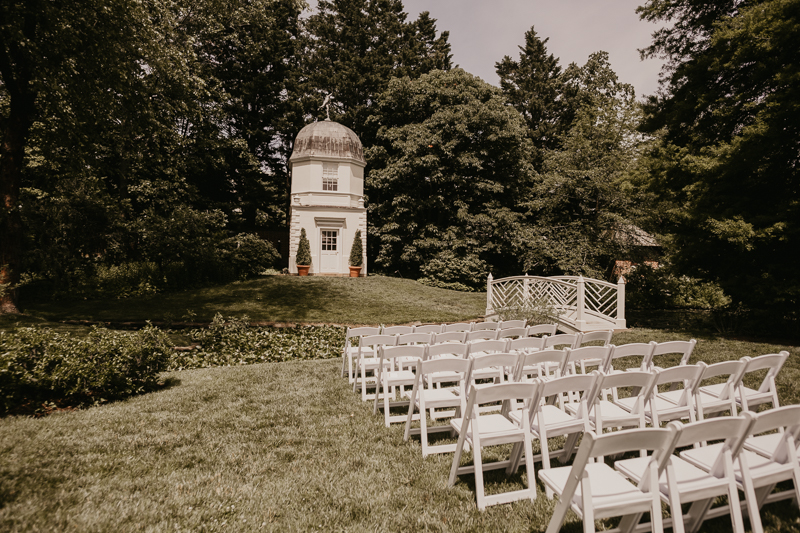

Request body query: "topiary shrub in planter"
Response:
[348, 229, 363, 277]
[296, 228, 312, 276]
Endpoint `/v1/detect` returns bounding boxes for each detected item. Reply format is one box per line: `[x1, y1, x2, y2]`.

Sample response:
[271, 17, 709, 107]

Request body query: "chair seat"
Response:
[428, 370, 463, 382]
[590, 400, 642, 424]
[382, 370, 416, 385]
[509, 404, 585, 434]
[408, 388, 461, 408]
[617, 454, 729, 498]
[742, 433, 798, 457]
[450, 414, 523, 444]
[540, 462, 654, 515]
[680, 443, 791, 485]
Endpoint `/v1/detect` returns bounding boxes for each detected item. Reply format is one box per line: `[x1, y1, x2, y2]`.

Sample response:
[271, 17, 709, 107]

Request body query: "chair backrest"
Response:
[443, 322, 472, 333]
[561, 346, 612, 375]
[416, 357, 471, 381]
[499, 319, 526, 330]
[360, 334, 397, 353]
[646, 339, 697, 368]
[598, 370, 658, 409]
[544, 333, 581, 350]
[466, 352, 521, 384]
[466, 339, 509, 357]
[381, 325, 414, 335]
[654, 363, 706, 406]
[413, 324, 444, 334]
[603, 342, 656, 372]
[472, 321, 499, 332]
[466, 329, 499, 342]
[514, 349, 567, 381]
[578, 330, 612, 347]
[380, 344, 426, 363]
[497, 327, 527, 340]
[508, 336, 546, 354]
[579, 425, 679, 475]
[463, 382, 540, 419]
[432, 331, 468, 344]
[697, 359, 747, 400]
[344, 326, 381, 353]
[396, 332, 433, 346]
[526, 323, 558, 337]
[539, 372, 601, 405]
[742, 351, 789, 393]
[427, 342, 469, 360]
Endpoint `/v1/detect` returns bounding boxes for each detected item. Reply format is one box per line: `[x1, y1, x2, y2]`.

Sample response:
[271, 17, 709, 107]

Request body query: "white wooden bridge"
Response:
[485, 274, 626, 333]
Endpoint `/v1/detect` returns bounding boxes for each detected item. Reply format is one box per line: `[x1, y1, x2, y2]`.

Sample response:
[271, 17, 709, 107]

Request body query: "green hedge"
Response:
[169, 314, 345, 370]
[0, 325, 173, 414]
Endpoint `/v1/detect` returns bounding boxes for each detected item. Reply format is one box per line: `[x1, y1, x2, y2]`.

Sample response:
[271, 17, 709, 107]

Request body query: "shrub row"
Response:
[1, 319, 346, 415]
[169, 314, 345, 370]
[0, 325, 173, 415]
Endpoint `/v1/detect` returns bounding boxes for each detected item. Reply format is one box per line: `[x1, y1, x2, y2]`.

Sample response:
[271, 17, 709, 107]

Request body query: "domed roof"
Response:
[289, 119, 365, 164]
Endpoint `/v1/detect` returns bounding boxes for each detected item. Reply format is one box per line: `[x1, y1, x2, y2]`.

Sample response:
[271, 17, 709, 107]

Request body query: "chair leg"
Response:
[472, 429, 486, 511]
[448, 419, 469, 487]
[581, 472, 595, 533]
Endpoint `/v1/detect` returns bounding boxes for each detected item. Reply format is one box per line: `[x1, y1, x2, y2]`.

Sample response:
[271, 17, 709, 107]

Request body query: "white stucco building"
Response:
[287, 119, 367, 275]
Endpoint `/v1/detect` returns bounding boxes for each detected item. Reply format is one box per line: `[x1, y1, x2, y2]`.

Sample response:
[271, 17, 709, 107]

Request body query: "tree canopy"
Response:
[638, 0, 800, 312]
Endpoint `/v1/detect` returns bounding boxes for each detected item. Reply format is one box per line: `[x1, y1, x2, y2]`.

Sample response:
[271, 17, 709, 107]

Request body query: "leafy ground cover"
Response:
[1, 328, 799, 531]
[17, 275, 486, 327]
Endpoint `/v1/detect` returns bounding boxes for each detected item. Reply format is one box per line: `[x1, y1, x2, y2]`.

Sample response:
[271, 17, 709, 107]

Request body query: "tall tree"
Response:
[366, 68, 534, 288]
[303, 0, 451, 146]
[496, 26, 570, 172]
[638, 0, 800, 312]
[517, 52, 644, 278]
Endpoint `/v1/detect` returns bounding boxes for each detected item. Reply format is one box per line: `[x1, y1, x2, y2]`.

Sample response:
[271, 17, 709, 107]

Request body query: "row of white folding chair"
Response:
[543, 415, 756, 533]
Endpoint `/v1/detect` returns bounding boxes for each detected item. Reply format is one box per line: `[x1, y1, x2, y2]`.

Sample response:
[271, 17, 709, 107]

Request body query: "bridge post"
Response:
[616, 276, 627, 329]
[576, 275, 586, 331]
[486, 273, 494, 317]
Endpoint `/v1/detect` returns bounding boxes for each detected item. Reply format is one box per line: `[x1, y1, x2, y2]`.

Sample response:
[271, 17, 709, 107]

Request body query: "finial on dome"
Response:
[321, 94, 333, 121]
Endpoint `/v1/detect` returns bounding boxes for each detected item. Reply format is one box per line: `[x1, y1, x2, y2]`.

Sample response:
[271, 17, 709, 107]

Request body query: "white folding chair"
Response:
[466, 340, 512, 391]
[509, 372, 602, 497]
[694, 359, 747, 421]
[472, 321, 499, 332]
[373, 345, 426, 426]
[616, 364, 704, 426]
[466, 329, 499, 342]
[341, 326, 380, 382]
[432, 330, 467, 344]
[443, 322, 472, 333]
[353, 334, 396, 400]
[404, 357, 471, 457]
[448, 382, 540, 510]
[684, 405, 800, 533]
[577, 330, 613, 347]
[499, 319, 526, 329]
[526, 323, 558, 337]
[540, 426, 679, 533]
[508, 335, 546, 355]
[616, 414, 755, 533]
[465, 352, 520, 392]
[544, 332, 581, 350]
[561, 346, 612, 376]
[413, 324, 443, 334]
[587, 370, 659, 460]
[603, 342, 656, 373]
[424, 342, 469, 417]
[645, 339, 697, 370]
[497, 327, 527, 340]
[513, 348, 566, 382]
[733, 351, 788, 412]
[381, 325, 414, 336]
[394, 332, 433, 370]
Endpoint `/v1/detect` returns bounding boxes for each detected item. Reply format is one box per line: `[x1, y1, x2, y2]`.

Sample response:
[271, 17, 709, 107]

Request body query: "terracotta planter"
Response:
[349, 265, 362, 278]
[297, 265, 310, 277]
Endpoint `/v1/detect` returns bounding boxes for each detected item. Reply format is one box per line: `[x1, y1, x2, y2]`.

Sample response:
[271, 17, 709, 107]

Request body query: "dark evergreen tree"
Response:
[303, 0, 451, 146]
[495, 27, 570, 172]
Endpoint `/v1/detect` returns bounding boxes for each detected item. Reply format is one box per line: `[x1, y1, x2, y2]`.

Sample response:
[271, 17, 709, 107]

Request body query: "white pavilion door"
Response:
[320, 229, 340, 273]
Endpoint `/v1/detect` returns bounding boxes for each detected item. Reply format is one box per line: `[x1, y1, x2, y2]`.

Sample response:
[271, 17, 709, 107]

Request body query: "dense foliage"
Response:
[636, 0, 800, 315]
[0, 325, 172, 414]
[170, 315, 345, 370]
[349, 229, 363, 267]
[295, 228, 312, 266]
[366, 68, 534, 289]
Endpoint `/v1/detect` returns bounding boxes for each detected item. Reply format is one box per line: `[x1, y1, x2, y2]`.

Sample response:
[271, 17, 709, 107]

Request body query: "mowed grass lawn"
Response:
[2, 328, 800, 532]
[16, 275, 486, 327]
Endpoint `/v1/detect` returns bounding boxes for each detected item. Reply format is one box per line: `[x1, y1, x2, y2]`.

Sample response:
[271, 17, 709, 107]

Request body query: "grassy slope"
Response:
[16, 275, 485, 327]
[1, 330, 799, 532]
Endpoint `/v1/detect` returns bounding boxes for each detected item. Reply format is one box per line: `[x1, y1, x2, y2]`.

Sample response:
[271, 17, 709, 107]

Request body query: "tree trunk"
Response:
[0, 26, 37, 314]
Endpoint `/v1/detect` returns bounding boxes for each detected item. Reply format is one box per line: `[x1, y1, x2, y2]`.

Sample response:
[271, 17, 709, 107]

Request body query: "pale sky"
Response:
[401, 0, 666, 98]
